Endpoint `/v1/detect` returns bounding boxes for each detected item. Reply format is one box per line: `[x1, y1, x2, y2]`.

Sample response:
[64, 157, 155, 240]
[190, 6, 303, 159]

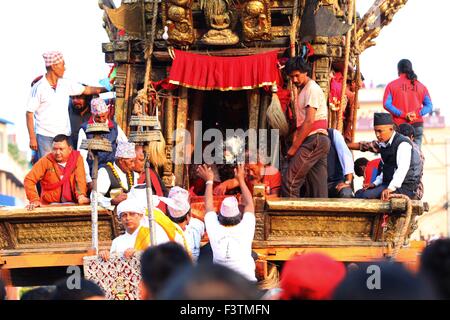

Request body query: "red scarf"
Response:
[41, 150, 80, 202]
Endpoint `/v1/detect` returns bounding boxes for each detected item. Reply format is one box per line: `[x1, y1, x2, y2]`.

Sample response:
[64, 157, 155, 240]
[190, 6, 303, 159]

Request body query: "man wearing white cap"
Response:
[97, 141, 139, 210]
[163, 186, 205, 261]
[197, 164, 257, 282]
[26, 51, 110, 162]
[99, 197, 179, 260]
[77, 97, 127, 184]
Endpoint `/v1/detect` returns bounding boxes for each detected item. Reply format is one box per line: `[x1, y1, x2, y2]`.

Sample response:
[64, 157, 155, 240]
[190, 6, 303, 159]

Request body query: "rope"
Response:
[388, 194, 414, 260]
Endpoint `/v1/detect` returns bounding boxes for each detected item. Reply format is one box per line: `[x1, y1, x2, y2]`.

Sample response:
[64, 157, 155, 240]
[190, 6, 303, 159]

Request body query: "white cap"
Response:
[161, 186, 190, 218]
[116, 198, 145, 218]
[128, 184, 161, 211]
[219, 196, 240, 218]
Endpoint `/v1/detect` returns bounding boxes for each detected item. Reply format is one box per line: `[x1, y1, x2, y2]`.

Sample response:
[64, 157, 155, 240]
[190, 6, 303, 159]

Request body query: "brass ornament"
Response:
[242, 0, 272, 42]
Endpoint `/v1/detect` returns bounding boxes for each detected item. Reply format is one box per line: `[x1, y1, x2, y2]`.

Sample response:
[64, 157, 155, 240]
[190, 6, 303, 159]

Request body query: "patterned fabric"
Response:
[83, 255, 141, 300]
[115, 141, 136, 159]
[42, 51, 64, 67]
[90, 97, 109, 115]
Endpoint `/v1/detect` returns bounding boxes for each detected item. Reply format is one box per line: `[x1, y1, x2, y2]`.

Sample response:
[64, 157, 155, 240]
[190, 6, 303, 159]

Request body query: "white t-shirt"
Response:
[295, 79, 328, 136]
[204, 211, 256, 281]
[185, 217, 205, 262]
[26, 77, 85, 137]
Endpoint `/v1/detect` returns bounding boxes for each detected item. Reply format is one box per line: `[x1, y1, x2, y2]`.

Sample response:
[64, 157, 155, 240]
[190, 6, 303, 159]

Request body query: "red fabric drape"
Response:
[168, 49, 281, 91]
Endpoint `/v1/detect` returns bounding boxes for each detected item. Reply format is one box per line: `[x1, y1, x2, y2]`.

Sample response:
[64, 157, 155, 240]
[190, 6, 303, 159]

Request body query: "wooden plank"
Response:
[1, 252, 89, 269]
[174, 87, 189, 187]
[0, 205, 110, 219]
[265, 198, 425, 215]
[253, 244, 423, 265]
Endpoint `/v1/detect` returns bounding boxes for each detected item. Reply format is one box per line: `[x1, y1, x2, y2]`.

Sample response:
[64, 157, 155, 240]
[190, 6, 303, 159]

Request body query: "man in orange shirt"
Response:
[24, 134, 89, 210]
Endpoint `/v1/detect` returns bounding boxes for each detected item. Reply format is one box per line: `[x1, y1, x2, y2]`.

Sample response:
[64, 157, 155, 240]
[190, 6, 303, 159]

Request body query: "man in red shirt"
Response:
[354, 157, 382, 188]
[383, 59, 433, 147]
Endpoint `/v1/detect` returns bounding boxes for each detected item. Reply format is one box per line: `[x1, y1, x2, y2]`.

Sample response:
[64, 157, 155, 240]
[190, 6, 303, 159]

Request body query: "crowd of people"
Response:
[11, 51, 435, 300]
[2, 238, 450, 300]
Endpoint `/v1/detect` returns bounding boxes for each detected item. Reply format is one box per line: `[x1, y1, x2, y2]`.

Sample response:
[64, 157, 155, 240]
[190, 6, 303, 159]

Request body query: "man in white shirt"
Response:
[97, 141, 139, 210]
[77, 97, 127, 184]
[197, 164, 257, 282]
[162, 186, 205, 262]
[355, 113, 421, 201]
[26, 51, 109, 161]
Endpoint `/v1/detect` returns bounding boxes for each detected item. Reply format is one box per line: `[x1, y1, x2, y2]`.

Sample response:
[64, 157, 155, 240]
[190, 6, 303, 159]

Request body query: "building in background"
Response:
[0, 118, 27, 206]
[354, 87, 450, 240]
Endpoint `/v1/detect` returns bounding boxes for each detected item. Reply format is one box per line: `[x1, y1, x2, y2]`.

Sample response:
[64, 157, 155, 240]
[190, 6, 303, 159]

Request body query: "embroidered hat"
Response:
[90, 97, 109, 115]
[115, 141, 136, 159]
[373, 113, 393, 126]
[219, 196, 240, 218]
[280, 253, 346, 300]
[42, 51, 64, 67]
[160, 186, 190, 218]
[116, 198, 145, 218]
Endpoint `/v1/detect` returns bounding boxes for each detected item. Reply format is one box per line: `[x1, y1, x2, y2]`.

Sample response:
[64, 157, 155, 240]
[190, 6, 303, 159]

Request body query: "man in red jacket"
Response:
[383, 59, 433, 147]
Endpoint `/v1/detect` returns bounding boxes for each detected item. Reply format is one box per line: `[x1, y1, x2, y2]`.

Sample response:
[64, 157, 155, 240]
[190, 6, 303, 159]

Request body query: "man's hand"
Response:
[29, 136, 38, 151]
[197, 165, 214, 182]
[335, 182, 351, 193]
[27, 200, 41, 211]
[111, 193, 127, 206]
[99, 250, 110, 262]
[78, 195, 90, 205]
[123, 248, 136, 259]
[381, 188, 393, 201]
[234, 164, 246, 181]
[406, 112, 417, 122]
[214, 183, 228, 195]
[363, 183, 376, 190]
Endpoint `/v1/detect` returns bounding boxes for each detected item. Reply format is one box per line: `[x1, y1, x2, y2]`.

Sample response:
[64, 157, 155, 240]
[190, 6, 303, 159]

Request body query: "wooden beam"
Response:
[174, 87, 189, 187]
[265, 198, 425, 215]
[0, 205, 110, 219]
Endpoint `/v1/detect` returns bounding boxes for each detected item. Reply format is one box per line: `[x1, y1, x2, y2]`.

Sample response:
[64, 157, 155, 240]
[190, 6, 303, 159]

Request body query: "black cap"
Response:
[374, 113, 393, 126]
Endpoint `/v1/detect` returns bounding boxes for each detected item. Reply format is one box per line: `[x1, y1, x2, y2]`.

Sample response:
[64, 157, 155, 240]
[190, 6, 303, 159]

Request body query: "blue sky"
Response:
[0, 0, 446, 154]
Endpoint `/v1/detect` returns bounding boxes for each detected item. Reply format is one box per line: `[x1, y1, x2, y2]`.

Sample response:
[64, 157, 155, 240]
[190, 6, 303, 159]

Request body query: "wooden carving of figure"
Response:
[242, 0, 272, 42]
[166, 0, 195, 46]
[200, 0, 239, 45]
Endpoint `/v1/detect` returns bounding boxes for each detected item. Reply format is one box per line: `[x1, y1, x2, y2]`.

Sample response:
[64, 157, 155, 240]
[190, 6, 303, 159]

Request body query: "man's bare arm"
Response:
[83, 86, 108, 95]
[26, 112, 37, 151]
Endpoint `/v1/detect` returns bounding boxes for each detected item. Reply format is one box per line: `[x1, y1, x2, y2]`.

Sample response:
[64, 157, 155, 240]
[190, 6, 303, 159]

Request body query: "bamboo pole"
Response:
[337, 0, 355, 132]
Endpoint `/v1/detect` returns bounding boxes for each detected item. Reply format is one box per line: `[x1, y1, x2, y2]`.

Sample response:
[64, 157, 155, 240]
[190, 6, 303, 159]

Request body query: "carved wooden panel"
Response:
[165, 0, 196, 46]
[242, 0, 272, 42]
[267, 215, 374, 240]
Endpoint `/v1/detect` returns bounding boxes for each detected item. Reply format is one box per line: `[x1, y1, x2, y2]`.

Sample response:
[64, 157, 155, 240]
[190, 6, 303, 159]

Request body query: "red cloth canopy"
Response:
[168, 49, 282, 91]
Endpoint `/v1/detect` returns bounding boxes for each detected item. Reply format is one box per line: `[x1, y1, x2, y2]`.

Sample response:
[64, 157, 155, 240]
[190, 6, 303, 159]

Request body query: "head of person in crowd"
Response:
[373, 113, 395, 143]
[43, 51, 65, 78]
[398, 123, 415, 142]
[354, 157, 369, 178]
[133, 145, 145, 174]
[52, 134, 73, 164]
[0, 278, 6, 301]
[71, 94, 92, 113]
[279, 253, 346, 300]
[117, 199, 145, 235]
[115, 141, 136, 174]
[158, 263, 263, 300]
[397, 58, 417, 86]
[21, 286, 55, 300]
[91, 97, 110, 124]
[163, 186, 192, 229]
[284, 56, 311, 88]
[140, 242, 192, 300]
[52, 278, 105, 300]
[419, 238, 450, 299]
[218, 196, 243, 226]
[333, 261, 436, 300]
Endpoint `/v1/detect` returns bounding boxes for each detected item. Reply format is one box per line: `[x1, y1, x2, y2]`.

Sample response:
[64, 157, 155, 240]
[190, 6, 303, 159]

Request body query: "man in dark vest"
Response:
[77, 97, 127, 187]
[97, 141, 139, 210]
[327, 128, 354, 198]
[355, 113, 421, 201]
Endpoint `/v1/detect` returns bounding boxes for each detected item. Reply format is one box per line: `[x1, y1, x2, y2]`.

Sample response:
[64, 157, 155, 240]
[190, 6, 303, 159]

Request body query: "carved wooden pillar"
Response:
[174, 87, 189, 187]
[248, 89, 260, 131]
[163, 93, 175, 187]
